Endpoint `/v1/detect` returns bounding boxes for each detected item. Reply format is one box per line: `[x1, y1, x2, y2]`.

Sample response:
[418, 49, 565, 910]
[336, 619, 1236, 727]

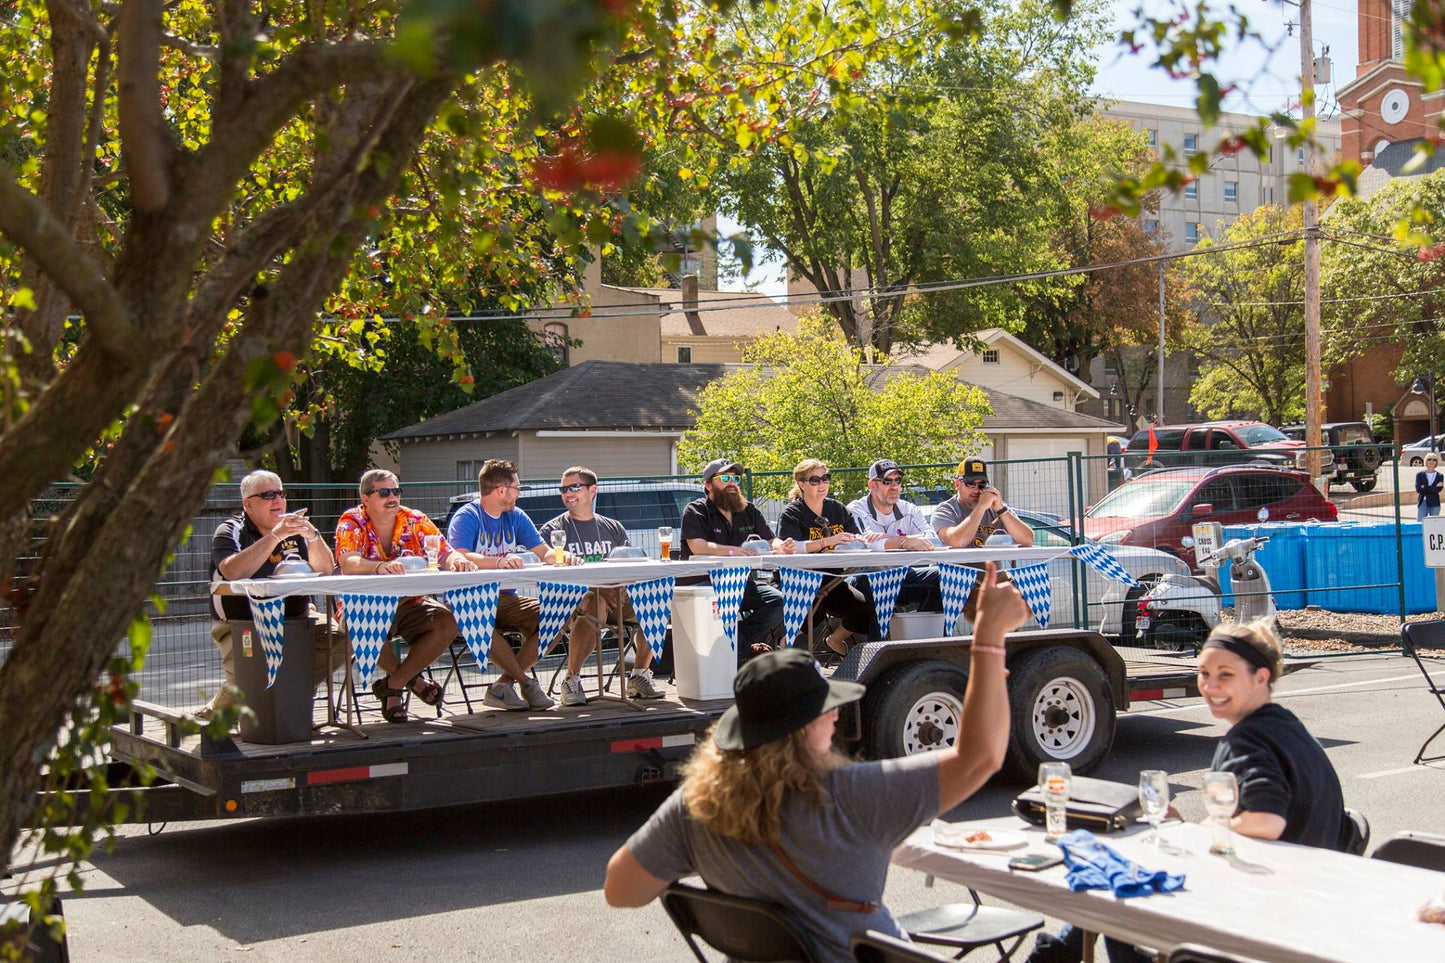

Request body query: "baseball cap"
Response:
[713, 649, 866, 751]
[868, 459, 902, 481]
[957, 458, 988, 482]
[701, 458, 744, 484]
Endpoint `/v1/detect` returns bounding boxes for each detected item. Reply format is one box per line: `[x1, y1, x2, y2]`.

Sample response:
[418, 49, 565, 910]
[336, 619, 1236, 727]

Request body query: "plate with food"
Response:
[931, 821, 1028, 852]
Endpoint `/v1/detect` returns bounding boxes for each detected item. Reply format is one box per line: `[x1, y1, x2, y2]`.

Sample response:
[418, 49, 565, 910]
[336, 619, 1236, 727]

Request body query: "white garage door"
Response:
[1002, 438, 1079, 518]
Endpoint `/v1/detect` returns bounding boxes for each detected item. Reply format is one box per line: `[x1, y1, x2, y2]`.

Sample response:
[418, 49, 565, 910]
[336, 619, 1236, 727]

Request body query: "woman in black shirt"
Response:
[777, 459, 885, 656]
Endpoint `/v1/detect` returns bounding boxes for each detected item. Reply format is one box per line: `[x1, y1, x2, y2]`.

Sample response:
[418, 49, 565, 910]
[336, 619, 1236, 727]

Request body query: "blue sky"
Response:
[721, 0, 1363, 296]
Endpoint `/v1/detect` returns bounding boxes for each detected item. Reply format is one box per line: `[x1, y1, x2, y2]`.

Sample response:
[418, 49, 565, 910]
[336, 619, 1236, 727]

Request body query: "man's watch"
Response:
[996, 506, 1011, 516]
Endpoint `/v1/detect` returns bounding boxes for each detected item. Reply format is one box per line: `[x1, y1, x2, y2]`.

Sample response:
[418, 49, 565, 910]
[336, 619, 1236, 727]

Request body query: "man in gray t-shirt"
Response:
[932, 458, 1034, 549]
[536, 467, 663, 705]
[628, 753, 939, 959]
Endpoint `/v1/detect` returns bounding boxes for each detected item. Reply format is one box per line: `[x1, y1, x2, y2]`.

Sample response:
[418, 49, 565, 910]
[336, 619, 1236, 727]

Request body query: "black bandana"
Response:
[1202, 635, 1273, 674]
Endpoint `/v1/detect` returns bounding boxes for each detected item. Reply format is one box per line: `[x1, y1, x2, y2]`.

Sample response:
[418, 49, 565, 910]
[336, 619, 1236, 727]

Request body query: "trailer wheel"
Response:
[1005, 647, 1115, 780]
[860, 661, 968, 760]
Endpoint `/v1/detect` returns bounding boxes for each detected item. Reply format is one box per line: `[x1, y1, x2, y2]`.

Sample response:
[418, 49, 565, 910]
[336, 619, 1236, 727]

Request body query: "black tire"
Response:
[1004, 647, 1115, 781]
[1351, 475, 1378, 492]
[859, 660, 968, 760]
[1357, 446, 1382, 471]
[1412, 456, 1425, 467]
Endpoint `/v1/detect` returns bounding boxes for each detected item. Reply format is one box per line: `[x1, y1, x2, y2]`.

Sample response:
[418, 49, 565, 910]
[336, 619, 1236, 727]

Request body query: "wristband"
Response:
[970, 643, 1007, 656]
[374, 560, 384, 574]
[996, 506, 1011, 516]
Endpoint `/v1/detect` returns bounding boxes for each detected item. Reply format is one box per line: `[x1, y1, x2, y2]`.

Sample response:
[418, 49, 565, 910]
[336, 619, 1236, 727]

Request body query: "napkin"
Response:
[1056, 829, 1185, 898]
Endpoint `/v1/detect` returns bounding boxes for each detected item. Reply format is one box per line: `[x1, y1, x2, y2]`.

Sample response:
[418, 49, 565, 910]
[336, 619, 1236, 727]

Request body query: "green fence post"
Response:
[745, 468, 754, 504]
[1067, 452, 1083, 629]
[1396, 447, 1408, 636]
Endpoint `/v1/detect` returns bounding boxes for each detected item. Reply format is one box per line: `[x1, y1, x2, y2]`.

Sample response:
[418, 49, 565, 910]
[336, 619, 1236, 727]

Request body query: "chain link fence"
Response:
[2, 444, 1427, 711]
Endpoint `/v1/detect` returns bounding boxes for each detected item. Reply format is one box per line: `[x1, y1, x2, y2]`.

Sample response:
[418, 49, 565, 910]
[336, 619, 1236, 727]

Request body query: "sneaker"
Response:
[560, 673, 589, 707]
[626, 668, 665, 700]
[483, 681, 529, 711]
[519, 677, 556, 710]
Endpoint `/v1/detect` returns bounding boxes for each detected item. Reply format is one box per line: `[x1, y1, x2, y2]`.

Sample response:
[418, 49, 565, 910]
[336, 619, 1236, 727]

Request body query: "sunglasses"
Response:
[368, 486, 403, 498]
[958, 478, 988, 488]
[805, 473, 832, 485]
[714, 473, 743, 484]
[559, 482, 592, 493]
[877, 475, 904, 486]
[247, 490, 286, 501]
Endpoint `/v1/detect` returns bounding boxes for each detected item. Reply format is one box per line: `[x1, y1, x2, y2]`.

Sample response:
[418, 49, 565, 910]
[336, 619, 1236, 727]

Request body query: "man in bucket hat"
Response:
[605, 563, 1029, 961]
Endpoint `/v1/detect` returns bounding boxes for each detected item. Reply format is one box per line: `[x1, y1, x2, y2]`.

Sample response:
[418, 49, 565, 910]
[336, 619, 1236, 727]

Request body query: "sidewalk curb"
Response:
[1347, 490, 1413, 510]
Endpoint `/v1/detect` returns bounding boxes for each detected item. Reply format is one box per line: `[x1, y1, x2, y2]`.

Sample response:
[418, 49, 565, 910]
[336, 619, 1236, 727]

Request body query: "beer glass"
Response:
[423, 534, 441, 569]
[550, 528, 567, 566]
[658, 526, 673, 560]
[1038, 762, 1071, 840]
[1203, 770, 1239, 856]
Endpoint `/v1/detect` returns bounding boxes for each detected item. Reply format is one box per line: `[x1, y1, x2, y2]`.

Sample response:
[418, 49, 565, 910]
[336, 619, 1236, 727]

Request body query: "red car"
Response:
[1083, 465, 1338, 569]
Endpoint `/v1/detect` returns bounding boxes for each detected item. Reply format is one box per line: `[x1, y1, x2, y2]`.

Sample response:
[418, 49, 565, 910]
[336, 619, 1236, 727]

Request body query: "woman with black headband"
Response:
[1199, 619, 1349, 850]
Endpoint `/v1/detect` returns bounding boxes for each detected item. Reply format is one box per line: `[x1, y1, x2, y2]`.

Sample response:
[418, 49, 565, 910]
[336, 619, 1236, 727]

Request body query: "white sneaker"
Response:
[560, 673, 589, 707]
[519, 678, 556, 710]
[483, 681, 528, 711]
[626, 668, 665, 700]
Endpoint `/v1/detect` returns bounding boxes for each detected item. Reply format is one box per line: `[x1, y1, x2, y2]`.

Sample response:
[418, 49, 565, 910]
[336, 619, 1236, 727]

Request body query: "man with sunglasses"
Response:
[845, 459, 943, 611]
[538, 467, 664, 705]
[679, 458, 794, 660]
[202, 470, 346, 721]
[447, 459, 561, 711]
[932, 458, 1034, 549]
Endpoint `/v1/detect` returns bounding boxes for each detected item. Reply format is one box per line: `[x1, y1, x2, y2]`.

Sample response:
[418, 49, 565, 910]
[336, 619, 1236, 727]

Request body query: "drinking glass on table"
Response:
[550, 528, 568, 566]
[1038, 762, 1071, 840]
[1138, 770, 1169, 845]
[1203, 770, 1239, 856]
[423, 534, 441, 569]
[657, 526, 673, 560]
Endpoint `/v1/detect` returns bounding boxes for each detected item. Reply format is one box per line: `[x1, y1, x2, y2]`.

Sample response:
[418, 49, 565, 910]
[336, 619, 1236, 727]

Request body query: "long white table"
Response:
[892, 816, 1445, 963]
[219, 545, 1065, 599]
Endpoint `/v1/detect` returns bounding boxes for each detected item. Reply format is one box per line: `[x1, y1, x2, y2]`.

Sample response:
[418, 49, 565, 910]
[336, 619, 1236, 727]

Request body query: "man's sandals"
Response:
[371, 676, 445, 724]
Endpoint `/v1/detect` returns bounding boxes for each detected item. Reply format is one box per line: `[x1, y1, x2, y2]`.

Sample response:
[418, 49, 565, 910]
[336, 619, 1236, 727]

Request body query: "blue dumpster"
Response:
[1303, 521, 1436, 614]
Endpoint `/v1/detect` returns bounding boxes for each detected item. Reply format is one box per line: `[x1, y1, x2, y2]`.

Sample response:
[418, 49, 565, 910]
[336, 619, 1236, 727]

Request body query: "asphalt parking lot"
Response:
[15, 652, 1445, 962]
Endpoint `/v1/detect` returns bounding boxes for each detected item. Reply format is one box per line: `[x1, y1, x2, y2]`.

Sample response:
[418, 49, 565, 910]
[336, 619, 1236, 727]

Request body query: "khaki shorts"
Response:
[496, 593, 540, 642]
[208, 610, 349, 711]
[388, 596, 455, 643]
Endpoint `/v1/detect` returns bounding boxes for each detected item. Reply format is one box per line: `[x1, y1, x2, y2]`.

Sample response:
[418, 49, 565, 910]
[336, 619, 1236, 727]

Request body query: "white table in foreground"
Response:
[892, 816, 1445, 963]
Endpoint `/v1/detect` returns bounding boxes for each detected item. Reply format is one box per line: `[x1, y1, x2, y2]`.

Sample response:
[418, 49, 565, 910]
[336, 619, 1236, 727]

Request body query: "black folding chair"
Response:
[660, 882, 823, 962]
[895, 893, 1043, 961]
[1342, 806, 1371, 857]
[851, 931, 954, 963]
[1167, 946, 1267, 963]
[1399, 620, 1445, 764]
[1371, 830, 1445, 871]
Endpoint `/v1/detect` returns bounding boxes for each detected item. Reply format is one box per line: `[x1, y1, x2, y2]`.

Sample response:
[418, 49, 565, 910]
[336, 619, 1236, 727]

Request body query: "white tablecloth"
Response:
[892, 816, 1445, 963]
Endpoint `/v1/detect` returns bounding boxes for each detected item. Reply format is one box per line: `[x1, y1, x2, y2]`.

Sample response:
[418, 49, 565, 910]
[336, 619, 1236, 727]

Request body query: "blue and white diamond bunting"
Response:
[939, 564, 981, 636]
[537, 582, 590, 658]
[340, 593, 400, 689]
[248, 595, 288, 689]
[1068, 543, 1139, 587]
[709, 565, 751, 652]
[629, 576, 676, 661]
[446, 582, 500, 674]
[778, 568, 824, 647]
[867, 566, 910, 641]
[1013, 563, 1053, 629]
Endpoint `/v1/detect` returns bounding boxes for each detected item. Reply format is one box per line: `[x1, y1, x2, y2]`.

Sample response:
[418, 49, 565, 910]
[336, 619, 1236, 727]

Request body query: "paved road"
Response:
[22, 653, 1445, 962]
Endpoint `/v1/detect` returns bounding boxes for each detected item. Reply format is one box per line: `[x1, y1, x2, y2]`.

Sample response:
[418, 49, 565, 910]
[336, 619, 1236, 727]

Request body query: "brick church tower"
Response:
[1337, 1, 1435, 166]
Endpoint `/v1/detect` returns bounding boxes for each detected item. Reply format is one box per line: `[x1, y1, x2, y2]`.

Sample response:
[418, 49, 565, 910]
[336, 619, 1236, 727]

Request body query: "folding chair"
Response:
[895, 893, 1043, 961]
[1399, 620, 1445, 764]
[660, 882, 824, 963]
[1371, 830, 1445, 871]
[851, 931, 954, 963]
[1342, 806, 1371, 857]
[437, 630, 527, 713]
[1167, 946, 1267, 963]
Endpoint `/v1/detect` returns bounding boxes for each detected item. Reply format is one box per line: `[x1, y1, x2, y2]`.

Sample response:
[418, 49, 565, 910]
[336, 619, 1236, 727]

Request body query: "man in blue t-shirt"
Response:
[448, 459, 577, 711]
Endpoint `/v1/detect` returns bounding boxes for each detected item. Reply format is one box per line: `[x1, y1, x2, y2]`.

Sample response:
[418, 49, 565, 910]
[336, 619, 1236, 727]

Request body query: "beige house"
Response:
[894, 329, 1098, 411]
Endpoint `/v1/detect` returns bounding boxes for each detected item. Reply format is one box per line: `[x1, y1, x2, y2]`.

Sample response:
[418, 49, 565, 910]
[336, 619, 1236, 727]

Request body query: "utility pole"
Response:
[1157, 260, 1166, 425]
[1300, 0, 1324, 483]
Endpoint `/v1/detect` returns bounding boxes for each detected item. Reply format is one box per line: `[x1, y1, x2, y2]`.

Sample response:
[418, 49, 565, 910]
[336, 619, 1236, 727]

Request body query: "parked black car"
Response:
[1278, 421, 1381, 492]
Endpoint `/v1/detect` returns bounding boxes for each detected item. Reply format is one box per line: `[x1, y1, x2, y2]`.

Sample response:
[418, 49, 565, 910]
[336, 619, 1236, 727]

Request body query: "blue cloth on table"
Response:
[1056, 829, 1185, 898]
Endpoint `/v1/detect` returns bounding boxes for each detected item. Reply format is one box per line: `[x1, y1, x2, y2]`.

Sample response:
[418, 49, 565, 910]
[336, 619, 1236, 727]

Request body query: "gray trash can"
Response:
[228, 619, 316, 744]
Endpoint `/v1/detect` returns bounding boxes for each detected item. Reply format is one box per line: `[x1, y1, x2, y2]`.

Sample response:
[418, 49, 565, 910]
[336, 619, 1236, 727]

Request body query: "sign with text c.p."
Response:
[1424, 517, 1445, 568]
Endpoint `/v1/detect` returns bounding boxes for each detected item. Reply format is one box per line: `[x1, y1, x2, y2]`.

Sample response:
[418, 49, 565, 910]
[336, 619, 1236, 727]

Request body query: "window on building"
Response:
[676, 345, 693, 363]
[1224, 181, 1237, 203]
[1183, 133, 1199, 155]
[543, 321, 569, 366]
[1144, 128, 1158, 147]
[1184, 181, 1198, 200]
[981, 348, 1000, 364]
[1144, 219, 1159, 237]
[1394, 0, 1410, 60]
[1297, 146, 1306, 163]
[1185, 223, 1201, 245]
[457, 461, 484, 483]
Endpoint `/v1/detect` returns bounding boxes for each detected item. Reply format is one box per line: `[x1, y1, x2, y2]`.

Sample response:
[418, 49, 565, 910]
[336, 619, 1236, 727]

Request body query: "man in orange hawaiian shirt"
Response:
[335, 469, 477, 723]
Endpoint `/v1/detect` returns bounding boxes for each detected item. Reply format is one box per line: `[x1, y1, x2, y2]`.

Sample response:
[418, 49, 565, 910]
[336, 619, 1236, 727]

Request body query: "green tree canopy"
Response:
[678, 317, 990, 500]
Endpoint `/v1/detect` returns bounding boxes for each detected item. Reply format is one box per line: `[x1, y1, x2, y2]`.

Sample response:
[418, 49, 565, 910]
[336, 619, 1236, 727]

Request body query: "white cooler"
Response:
[889, 612, 947, 640]
[671, 585, 737, 700]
